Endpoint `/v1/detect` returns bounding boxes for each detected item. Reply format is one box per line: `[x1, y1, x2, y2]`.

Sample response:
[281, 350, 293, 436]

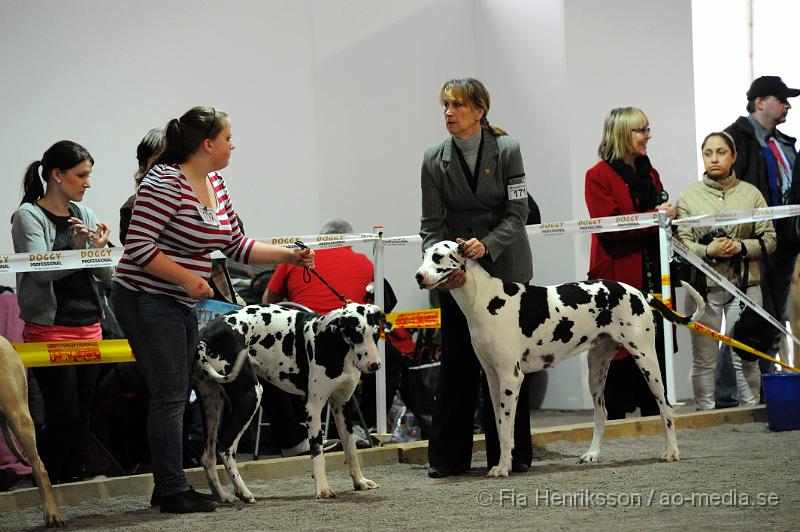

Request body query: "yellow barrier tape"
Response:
[13, 339, 135, 368]
[385, 308, 441, 329]
[687, 322, 799, 373]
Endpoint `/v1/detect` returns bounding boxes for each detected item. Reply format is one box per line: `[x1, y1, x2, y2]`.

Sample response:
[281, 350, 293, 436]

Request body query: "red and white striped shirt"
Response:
[113, 164, 255, 305]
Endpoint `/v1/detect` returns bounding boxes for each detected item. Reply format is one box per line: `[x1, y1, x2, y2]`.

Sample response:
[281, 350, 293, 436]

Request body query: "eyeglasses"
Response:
[632, 127, 651, 134]
[205, 107, 217, 139]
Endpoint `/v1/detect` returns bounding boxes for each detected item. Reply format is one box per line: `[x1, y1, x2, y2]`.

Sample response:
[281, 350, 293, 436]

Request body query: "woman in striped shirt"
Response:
[111, 106, 314, 514]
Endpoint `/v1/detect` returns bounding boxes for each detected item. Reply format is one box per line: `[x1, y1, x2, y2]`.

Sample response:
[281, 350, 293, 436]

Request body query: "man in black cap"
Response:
[724, 76, 800, 383]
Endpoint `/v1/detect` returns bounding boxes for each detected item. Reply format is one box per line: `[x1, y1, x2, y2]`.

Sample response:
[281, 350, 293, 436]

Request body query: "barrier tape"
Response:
[686, 321, 799, 373]
[0, 247, 123, 274]
[13, 339, 134, 368]
[386, 308, 440, 329]
[1, 205, 795, 275]
[671, 204, 800, 228]
[671, 238, 800, 348]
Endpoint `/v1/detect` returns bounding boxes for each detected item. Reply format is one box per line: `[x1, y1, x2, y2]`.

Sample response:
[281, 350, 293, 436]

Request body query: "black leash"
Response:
[294, 240, 350, 306]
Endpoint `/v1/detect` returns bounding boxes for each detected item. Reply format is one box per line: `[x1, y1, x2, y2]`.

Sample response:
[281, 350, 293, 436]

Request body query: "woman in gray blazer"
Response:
[420, 78, 533, 478]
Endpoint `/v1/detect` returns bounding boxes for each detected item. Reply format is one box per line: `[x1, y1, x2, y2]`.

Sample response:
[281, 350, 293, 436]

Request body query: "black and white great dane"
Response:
[415, 240, 705, 477]
[194, 302, 386, 500]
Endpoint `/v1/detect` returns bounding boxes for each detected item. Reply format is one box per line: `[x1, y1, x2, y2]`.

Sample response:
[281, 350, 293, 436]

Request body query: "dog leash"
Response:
[294, 240, 350, 306]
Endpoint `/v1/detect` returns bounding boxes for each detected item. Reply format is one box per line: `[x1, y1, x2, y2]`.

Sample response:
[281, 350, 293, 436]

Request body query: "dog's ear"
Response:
[456, 241, 465, 254]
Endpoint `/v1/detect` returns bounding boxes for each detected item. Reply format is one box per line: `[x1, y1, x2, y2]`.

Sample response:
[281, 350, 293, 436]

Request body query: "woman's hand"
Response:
[706, 236, 740, 258]
[68, 217, 91, 248]
[656, 202, 675, 219]
[457, 237, 487, 260]
[182, 275, 215, 299]
[289, 247, 315, 268]
[91, 222, 110, 248]
[439, 269, 466, 289]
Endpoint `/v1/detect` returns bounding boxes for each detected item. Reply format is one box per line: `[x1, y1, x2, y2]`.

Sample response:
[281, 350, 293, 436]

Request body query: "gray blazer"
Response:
[11, 201, 112, 325]
[420, 132, 533, 283]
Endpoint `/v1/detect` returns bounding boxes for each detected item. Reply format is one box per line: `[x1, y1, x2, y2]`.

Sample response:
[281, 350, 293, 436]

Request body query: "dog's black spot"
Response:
[500, 402, 505, 408]
[536, 339, 543, 346]
[504, 389, 513, 396]
[432, 252, 444, 264]
[259, 333, 276, 350]
[503, 282, 520, 297]
[577, 335, 588, 345]
[522, 348, 530, 362]
[246, 307, 257, 314]
[487, 296, 506, 316]
[552, 317, 574, 343]
[594, 290, 612, 327]
[556, 283, 593, 310]
[627, 342, 638, 351]
[640, 368, 651, 381]
[514, 366, 519, 377]
[667, 419, 673, 429]
[240, 322, 249, 335]
[541, 354, 555, 368]
[605, 281, 626, 310]
[276, 331, 282, 340]
[261, 312, 272, 327]
[518, 286, 550, 337]
[630, 292, 646, 316]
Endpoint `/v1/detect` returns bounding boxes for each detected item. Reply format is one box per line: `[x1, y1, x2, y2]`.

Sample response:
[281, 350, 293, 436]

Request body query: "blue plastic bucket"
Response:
[761, 373, 800, 431]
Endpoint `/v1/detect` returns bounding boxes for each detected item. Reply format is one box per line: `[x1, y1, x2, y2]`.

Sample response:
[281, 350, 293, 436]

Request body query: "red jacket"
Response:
[584, 160, 665, 289]
[585, 160, 667, 361]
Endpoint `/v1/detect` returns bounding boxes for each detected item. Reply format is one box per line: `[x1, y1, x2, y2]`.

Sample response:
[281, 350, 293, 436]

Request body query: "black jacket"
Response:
[725, 116, 798, 206]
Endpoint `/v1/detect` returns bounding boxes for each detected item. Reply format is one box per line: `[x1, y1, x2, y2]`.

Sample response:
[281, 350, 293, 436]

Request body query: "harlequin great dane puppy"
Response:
[415, 240, 705, 477]
[195, 302, 386, 500]
[0, 335, 64, 527]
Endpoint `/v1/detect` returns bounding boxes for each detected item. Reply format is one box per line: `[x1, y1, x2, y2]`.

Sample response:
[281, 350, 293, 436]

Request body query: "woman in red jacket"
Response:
[584, 107, 675, 419]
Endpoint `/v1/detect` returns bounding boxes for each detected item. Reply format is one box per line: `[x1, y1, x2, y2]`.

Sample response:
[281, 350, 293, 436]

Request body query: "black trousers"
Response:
[260, 382, 307, 450]
[605, 317, 666, 419]
[427, 291, 532, 471]
[31, 364, 100, 482]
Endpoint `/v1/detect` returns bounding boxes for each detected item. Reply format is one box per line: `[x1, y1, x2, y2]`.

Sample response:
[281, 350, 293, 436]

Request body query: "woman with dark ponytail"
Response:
[11, 140, 112, 484]
[119, 128, 165, 244]
[112, 105, 314, 513]
[420, 78, 534, 478]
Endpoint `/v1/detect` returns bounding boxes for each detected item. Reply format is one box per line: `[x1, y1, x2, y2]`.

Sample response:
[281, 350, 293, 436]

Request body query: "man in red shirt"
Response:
[261, 219, 375, 455]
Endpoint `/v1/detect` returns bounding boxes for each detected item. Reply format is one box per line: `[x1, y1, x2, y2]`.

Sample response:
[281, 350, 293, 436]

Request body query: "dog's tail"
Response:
[196, 341, 249, 384]
[0, 412, 30, 466]
[647, 281, 705, 324]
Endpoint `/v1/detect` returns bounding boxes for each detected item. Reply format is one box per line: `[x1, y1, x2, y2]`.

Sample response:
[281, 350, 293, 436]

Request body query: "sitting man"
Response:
[262, 218, 375, 454]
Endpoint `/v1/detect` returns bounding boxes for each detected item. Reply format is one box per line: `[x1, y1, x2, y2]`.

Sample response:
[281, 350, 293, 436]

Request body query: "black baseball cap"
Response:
[747, 76, 800, 100]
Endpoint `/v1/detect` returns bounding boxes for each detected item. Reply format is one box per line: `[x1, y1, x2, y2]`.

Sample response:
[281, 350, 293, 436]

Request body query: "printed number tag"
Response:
[507, 181, 527, 200]
[197, 205, 220, 226]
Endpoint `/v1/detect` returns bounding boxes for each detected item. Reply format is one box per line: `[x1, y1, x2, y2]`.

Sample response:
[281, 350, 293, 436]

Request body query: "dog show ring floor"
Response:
[2, 405, 797, 531]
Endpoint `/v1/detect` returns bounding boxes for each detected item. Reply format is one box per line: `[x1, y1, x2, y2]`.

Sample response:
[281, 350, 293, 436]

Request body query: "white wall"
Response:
[4, 0, 789, 409]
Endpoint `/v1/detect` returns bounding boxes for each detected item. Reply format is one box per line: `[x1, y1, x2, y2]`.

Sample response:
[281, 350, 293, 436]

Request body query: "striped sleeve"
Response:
[123, 168, 181, 266]
[214, 174, 256, 263]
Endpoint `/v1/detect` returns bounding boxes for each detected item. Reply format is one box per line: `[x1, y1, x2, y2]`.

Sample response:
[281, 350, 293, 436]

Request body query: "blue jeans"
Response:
[111, 284, 197, 496]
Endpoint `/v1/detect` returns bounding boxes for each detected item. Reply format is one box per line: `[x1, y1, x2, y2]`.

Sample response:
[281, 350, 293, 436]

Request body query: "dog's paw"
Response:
[215, 490, 238, 504]
[236, 491, 256, 504]
[661, 449, 680, 462]
[316, 487, 337, 499]
[353, 477, 380, 491]
[45, 511, 65, 528]
[578, 451, 599, 464]
[486, 465, 509, 478]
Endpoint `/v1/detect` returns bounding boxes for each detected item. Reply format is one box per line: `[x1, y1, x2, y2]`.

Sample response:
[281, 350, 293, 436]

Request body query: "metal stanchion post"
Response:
[372, 225, 388, 435]
[658, 210, 677, 405]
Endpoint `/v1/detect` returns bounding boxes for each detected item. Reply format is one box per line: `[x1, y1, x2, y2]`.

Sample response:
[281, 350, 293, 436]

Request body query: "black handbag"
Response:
[732, 308, 774, 361]
[731, 237, 775, 362]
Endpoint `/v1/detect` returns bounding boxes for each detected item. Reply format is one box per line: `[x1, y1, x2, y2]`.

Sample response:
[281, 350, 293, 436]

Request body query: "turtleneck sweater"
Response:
[453, 129, 482, 175]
